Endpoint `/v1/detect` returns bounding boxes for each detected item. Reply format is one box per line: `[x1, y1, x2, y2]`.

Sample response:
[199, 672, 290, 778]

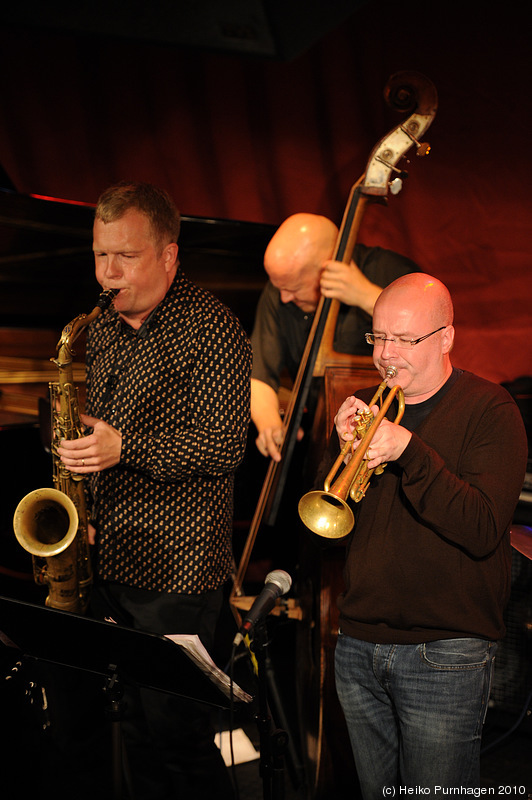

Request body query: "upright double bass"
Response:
[231, 71, 438, 798]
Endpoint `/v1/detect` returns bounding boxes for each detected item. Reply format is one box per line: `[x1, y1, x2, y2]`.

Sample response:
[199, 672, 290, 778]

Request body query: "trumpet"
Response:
[298, 367, 405, 538]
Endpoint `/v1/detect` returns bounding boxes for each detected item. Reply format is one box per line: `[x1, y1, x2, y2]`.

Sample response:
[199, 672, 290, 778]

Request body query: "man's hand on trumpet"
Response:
[334, 395, 412, 470]
[334, 396, 374, 445]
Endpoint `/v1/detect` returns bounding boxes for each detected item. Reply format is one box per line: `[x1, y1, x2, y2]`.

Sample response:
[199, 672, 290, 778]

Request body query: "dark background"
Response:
[0, 0, 530, 384]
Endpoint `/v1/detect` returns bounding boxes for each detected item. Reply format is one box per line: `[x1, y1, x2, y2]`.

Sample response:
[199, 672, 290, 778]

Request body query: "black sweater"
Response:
[335, 370, 527, 643]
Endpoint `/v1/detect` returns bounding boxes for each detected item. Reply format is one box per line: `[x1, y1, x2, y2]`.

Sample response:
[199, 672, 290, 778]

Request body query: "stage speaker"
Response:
[0, 0, 369, 60]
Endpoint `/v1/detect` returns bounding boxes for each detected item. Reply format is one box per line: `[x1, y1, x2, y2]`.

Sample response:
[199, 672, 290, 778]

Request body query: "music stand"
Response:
[0, 595, 252, 798]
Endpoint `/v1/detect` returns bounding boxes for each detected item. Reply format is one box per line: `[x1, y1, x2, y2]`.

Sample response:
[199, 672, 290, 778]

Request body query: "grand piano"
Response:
[0, 186, 276, 598]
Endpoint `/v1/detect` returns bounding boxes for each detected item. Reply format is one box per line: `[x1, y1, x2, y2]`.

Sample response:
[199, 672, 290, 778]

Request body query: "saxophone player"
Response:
[56, 181, 250, 800]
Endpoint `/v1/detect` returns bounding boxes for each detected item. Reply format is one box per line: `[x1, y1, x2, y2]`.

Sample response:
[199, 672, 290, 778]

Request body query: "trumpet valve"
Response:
[355, 410, 373, 436]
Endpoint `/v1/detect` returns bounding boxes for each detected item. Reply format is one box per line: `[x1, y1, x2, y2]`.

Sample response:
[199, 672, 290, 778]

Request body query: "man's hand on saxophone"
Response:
[56, 413, 122, 474]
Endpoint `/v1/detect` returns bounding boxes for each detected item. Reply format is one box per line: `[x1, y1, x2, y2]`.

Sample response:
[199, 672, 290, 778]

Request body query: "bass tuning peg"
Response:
[400, 124, 431, 157]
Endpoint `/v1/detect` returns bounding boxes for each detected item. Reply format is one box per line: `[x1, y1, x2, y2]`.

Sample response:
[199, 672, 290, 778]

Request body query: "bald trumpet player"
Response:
[316, 272, 527, 797]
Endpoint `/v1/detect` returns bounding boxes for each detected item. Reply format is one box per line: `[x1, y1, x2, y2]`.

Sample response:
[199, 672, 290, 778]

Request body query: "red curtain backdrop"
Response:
[0, 1, 530, 385]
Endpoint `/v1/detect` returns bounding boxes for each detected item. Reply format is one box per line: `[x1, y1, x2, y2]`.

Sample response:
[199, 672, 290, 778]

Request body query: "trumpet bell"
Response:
[298, 490, 355, 539]
[13, 487, 79, 558]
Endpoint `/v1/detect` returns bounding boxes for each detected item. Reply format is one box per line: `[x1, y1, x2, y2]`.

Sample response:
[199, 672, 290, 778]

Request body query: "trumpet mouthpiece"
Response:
[385, 366, 398, 379]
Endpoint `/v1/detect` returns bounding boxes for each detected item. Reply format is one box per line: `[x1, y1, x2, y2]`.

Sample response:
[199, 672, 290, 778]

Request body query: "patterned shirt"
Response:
[85, 269, 252, 594]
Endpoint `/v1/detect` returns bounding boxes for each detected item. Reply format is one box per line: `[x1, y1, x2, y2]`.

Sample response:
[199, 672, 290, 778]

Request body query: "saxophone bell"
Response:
[13, 488, 82, 611]
[13, 488, 78, 559]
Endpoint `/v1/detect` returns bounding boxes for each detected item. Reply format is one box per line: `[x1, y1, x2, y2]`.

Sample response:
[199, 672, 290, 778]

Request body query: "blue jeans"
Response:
[335, 634, 497, 799]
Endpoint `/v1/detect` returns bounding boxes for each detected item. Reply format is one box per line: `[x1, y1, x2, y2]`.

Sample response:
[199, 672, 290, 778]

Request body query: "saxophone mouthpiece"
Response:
[97, 288, 119, 311]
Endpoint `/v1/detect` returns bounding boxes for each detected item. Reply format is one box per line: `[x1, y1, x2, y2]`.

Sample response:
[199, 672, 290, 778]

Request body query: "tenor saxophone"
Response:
[13, 288, 118, 613]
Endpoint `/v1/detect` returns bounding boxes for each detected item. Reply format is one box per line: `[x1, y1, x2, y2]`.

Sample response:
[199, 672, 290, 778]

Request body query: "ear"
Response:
[442, 325, 455, 354]
[163, 242, 179, 273]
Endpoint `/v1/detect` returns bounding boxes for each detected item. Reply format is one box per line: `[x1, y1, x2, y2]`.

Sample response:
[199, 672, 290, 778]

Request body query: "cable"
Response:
[481, 687, 532, 756]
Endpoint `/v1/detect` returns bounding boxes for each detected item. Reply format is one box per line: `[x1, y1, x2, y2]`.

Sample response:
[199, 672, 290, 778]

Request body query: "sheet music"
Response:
[165, 633, 253, 703]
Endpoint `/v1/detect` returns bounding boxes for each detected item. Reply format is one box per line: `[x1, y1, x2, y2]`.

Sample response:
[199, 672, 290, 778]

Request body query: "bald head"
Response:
[375, 272, 454, 329]
[264, 213, 338, 283]
[371, 273, 455, 402]
[263, 213, 338, 312]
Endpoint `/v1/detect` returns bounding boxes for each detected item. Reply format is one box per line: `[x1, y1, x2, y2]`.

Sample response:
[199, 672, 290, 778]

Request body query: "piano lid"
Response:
[0, 188, 275, 332]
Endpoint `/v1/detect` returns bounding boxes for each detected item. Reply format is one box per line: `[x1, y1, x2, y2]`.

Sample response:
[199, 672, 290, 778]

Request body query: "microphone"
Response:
[233, 569, 292, 646]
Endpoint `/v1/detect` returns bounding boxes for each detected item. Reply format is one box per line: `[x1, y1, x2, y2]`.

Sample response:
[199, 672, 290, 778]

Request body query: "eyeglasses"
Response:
[365, 326, 446, 349]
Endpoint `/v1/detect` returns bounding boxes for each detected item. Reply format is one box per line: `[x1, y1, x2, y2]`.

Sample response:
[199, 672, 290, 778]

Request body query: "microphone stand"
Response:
[251, 619, 289, 800]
